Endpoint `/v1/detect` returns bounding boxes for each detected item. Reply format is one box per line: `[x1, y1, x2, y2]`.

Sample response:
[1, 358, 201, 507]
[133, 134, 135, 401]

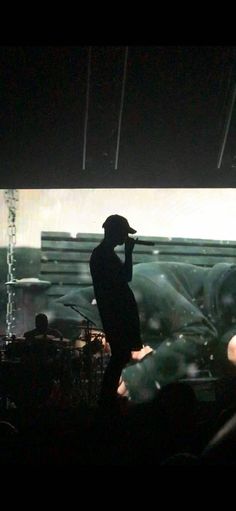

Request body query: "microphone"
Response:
[129, 237, 155, 246]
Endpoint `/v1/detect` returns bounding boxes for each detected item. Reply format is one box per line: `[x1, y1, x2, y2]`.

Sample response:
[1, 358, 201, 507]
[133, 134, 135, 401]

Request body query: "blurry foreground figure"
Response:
[58, 262, 236, 403]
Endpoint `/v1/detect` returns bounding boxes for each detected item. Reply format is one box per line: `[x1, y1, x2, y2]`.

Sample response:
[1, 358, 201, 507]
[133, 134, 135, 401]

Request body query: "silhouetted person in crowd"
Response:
[90, 214, 143, 409]
[24, 313, 62, 341]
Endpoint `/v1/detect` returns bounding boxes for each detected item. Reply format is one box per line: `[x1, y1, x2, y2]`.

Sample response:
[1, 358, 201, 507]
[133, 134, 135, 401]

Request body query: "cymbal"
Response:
[74, 339, 86, 348]
[50, 337, 70, 343]
[78, 326, 104, 333]
[5, 278, 51, 288]
[9, 337, 26, 342]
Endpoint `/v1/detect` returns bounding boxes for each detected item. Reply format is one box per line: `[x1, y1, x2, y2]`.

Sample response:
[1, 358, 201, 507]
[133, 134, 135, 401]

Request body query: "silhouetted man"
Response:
[90, 214, 143, 409]
[24, 313, 62, 341]
[23, 313, 63, 364]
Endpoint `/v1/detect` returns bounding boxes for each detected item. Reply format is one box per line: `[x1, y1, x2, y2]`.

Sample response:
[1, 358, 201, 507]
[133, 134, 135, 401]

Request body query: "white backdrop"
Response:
[1, 188, 236, 247]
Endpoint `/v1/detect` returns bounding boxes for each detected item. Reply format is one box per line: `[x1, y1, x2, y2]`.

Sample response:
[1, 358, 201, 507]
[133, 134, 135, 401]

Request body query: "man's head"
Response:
[102, 214, 136, 244]
[35, 313, 48, 332]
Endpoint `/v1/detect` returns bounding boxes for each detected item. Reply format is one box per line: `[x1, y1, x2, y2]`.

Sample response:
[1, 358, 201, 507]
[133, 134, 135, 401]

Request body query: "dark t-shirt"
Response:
[23, 327, 62, 340]
[90, 244, 142, 350]
[23, 327, 63, 360]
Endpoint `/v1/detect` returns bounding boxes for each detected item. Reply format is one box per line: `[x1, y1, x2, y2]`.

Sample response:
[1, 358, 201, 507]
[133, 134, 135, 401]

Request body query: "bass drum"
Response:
[1, 337, 60, 409]
[5, 337, 29, 360]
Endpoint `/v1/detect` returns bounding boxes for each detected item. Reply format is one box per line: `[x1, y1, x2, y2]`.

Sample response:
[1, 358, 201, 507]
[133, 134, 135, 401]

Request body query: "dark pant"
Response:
[99, 346, 131, 407]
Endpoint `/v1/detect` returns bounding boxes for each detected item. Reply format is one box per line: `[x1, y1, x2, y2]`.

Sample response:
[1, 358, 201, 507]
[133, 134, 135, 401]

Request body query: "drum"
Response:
[5, 337, 29, 360]
[1, 336, 73, 408]
[74, 338, 86, 350]
[72, 329, 105, 360]
[81, 329, 106, 357]
[70, 330, 101, 375]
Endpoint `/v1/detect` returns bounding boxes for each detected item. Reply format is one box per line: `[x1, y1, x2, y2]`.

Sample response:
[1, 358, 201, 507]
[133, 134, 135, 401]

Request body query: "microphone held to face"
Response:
[129, 237, 155, 246]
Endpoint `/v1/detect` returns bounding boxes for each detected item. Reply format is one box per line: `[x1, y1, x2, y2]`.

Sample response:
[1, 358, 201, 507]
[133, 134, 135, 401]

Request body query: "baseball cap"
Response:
[102, 214, 136, 234]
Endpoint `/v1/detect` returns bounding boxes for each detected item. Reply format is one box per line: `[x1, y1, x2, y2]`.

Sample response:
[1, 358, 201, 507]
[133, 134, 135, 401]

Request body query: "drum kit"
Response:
[70, 327, 110, 405]
[0, 326, 110, 408]
[0, 335, 70, 361]
[73, 329, 107, 355]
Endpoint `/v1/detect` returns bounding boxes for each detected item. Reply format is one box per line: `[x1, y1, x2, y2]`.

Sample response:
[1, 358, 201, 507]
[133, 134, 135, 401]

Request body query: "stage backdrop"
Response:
[1, 188, 236, 336]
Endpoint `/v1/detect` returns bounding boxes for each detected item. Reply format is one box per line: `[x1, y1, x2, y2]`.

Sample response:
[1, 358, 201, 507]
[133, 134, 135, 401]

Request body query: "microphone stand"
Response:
[65, 304, 96, 326]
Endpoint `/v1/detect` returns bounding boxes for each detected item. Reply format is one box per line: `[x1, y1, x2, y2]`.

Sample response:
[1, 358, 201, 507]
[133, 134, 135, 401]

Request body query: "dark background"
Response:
[1, 45, 236, 188]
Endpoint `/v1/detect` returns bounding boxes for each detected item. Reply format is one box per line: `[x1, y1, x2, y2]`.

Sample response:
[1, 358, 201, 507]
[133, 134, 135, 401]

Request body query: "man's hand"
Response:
[125, 236, 135, 255]
[131, 344, 153, 361]
[117, 379, 129, 397]
[117, 345, 154, 398]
